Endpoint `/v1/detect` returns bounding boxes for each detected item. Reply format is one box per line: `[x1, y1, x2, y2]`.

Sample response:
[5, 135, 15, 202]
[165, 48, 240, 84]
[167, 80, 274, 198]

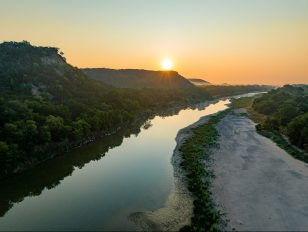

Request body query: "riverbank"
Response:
[212, 109, 308, 230]
[1, 98, 209, 180]
[0, 98, 233, 231]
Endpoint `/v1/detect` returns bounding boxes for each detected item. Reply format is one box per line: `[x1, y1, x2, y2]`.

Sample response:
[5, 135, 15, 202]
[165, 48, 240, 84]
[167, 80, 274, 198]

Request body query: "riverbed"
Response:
[212, 109, 308, 231]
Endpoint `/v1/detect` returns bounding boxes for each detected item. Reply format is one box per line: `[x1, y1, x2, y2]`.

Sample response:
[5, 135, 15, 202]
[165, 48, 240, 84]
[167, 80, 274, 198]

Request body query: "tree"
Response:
[40, 125, 51, 143]
[22, 120, 38, 145]
[287, 113, 308, 148]
[45, 115, 66, 141]
[0, 141, 9, 157]
[3, 122, 23, 143]
[71, 119, 90, 140]
[276, 104, 300, 126]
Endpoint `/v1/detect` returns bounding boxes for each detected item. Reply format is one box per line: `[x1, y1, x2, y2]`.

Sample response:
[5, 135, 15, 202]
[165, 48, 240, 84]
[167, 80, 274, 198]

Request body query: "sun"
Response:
[161, 58, 173, 70]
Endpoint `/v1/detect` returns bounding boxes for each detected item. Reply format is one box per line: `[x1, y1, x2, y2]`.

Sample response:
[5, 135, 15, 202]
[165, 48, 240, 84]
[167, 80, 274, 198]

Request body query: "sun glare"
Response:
[161, 58, 173, 70]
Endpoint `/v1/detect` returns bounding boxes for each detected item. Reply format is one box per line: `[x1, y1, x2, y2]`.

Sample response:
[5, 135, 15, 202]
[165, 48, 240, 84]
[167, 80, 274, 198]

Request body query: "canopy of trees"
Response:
[253, 85, 308, 152]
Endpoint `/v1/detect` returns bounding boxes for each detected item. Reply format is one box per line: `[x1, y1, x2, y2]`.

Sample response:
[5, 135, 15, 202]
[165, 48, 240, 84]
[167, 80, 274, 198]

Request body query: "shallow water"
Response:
[0, 99, 233, 231]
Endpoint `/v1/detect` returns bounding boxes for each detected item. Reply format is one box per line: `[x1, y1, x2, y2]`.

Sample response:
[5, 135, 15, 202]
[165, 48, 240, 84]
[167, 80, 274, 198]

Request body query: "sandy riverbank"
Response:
[212, 109, 308, 231]
[130, 115, 215, 231]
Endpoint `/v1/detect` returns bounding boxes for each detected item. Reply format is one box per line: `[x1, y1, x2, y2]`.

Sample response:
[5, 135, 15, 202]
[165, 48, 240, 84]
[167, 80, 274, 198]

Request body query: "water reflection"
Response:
[0, 123, 143, 217]
[0, 102, 205, 219]
[0, 99, 233, 231]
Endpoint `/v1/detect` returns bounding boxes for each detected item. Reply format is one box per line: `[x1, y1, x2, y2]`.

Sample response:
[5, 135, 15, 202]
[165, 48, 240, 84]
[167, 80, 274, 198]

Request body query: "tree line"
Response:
[252, 85, 308, 152]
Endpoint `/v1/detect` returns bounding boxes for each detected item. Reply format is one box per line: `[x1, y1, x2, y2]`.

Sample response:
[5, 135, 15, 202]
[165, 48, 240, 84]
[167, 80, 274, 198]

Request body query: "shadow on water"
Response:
[0, 119, 145, 217]
[0, 103, 197, 218]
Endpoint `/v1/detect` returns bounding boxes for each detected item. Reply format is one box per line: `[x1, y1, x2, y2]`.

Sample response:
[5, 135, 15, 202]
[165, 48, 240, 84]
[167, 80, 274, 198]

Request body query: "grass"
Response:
[179, 110, 229, 232]
[229, 96, 253, 109]
[229, 96, 266, 123]
[231, 97, 308, 164]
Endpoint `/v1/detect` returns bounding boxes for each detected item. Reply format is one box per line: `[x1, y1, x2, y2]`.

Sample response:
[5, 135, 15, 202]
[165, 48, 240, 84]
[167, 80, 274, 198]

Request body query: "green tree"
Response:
[22, 120, 38, 145]
[276, 104, 300, 126]
[39, 125, 51, 143]
[45, 115, 65, 141]
[3, 123, 23, 143]
[287, 113, 308, 148]
[71, 119, 90, 140]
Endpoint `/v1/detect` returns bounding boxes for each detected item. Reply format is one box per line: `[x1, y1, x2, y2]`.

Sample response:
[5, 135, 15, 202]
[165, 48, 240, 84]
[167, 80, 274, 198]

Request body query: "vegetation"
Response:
[252, 85, 308, 154]
[179, 110, 229, 232]
[229, 96, 267, 123]
[229, 96, 254, 109]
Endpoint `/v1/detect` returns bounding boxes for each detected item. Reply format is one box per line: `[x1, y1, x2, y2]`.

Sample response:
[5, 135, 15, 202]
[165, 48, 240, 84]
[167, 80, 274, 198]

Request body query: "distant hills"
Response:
[83, 68, 196, 90]
[188, 78, 210, 86]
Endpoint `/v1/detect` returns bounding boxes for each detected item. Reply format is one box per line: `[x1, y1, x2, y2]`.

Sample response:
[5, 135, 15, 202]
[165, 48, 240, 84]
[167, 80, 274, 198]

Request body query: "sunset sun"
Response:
[161, 58, 173, 70]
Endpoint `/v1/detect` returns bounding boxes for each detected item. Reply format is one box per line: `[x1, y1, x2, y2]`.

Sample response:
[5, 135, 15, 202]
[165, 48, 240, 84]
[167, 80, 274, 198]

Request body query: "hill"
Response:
[188, 78, 210, 86]
[0, 41, 112, 103]
[83, 68, 196, 90]
[0, 41, 204, 179]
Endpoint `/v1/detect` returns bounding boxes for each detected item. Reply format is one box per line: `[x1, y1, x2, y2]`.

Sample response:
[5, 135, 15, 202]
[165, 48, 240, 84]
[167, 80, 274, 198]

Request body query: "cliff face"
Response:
[188, 78, 210, 86]
[0, 41, 107, 101]
[83, 68, 196, 90]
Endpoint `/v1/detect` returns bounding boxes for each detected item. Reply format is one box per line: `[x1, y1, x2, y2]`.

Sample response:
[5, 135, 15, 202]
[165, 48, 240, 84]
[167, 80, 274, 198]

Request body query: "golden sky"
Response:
[1, 0, 308, 85]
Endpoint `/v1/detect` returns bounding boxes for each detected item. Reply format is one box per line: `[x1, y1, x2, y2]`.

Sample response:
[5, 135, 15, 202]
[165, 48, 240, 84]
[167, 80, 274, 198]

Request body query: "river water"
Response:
[0, 98, 235, 231]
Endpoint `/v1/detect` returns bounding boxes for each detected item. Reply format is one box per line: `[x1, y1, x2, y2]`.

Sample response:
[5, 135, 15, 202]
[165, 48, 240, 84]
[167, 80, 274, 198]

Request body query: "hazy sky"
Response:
[1, 0, 308, 85]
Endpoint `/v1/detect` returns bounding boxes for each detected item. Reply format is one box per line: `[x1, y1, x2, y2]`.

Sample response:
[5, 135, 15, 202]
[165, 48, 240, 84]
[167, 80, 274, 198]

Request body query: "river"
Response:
[0, 97, 238, 231]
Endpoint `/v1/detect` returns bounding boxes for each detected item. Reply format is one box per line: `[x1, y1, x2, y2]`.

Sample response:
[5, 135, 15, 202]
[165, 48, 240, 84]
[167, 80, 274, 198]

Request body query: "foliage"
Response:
[252, 85, 308, 153]
[179, 110, 229, 232]
[230, 96, 266, 123]
[230, 96, 254, 109]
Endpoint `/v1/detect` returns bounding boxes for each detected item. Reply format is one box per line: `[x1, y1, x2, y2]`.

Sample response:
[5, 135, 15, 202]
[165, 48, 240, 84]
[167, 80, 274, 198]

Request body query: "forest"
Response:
[0, 41, 271, 178]
[252, 85, 308, 152]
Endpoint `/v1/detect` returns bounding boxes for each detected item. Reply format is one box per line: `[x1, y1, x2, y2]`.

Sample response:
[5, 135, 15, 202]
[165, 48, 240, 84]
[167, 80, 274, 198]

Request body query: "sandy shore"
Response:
[130, 115, 214, 231]
[212, 110, 308, 231]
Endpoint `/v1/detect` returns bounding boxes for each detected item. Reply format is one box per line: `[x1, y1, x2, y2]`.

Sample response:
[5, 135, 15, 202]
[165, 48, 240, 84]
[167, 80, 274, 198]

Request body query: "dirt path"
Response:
[212, 110, 308, 231]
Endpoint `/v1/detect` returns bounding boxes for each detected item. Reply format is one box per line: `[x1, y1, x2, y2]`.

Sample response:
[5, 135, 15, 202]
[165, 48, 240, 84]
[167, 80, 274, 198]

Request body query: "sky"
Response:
[1, 0, 308, 85]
